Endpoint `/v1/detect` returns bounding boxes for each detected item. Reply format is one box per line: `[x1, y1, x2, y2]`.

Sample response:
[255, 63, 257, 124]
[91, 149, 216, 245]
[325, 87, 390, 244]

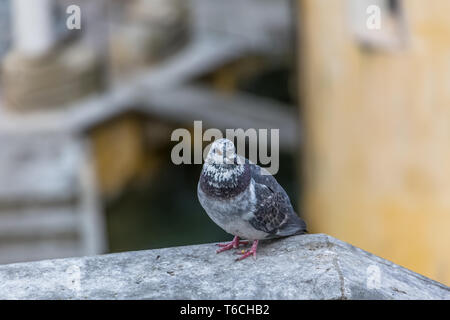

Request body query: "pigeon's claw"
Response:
[216, 236, 249, 253]
[235, 240, 259, 261]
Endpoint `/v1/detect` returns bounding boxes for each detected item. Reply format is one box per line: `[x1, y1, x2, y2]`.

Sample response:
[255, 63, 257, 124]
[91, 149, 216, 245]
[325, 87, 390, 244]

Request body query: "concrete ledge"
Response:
[0, 234, 449, 299]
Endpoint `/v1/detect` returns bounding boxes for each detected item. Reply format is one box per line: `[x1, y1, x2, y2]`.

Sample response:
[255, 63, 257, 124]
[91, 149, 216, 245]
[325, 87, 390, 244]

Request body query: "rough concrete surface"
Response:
[0, 234, 448, 299]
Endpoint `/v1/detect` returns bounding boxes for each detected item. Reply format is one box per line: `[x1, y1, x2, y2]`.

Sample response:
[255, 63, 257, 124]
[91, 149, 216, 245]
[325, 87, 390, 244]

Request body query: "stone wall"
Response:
[0, 234, 448, 299]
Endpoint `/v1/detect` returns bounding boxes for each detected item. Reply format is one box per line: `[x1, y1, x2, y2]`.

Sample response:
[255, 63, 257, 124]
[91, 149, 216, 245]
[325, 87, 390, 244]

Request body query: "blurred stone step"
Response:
[0, 133, 107, 264]
[0, 207, 79, 239]
[0, 239, 82, 265]
[0, 133, 81, 205]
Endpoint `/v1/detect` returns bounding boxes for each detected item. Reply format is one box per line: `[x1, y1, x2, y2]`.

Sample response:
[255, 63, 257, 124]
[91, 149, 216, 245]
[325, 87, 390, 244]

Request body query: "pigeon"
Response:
[197, 138, 307, 261]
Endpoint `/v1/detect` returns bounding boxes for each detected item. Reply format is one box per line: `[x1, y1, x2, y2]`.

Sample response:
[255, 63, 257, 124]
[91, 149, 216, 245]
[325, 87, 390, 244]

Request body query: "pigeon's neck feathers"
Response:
[200, 162, 251, 199]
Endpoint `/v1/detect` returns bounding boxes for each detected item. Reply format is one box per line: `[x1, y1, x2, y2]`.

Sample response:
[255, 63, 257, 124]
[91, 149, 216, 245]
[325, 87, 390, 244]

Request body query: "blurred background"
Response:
[0, 0, 448, 287]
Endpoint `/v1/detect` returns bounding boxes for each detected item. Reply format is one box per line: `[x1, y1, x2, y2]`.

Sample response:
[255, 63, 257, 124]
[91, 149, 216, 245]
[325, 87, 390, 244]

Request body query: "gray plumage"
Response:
[198, 139, 307, 241]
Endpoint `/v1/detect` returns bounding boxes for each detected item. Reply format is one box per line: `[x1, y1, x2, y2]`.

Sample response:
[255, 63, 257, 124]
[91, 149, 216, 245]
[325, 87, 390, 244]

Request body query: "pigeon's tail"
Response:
[277, 212, 308, 237]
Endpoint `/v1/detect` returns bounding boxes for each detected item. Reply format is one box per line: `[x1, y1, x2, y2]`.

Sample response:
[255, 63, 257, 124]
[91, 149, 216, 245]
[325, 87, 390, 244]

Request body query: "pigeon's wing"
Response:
[247, 162, 307, 238]
[237, 155, 288, 196]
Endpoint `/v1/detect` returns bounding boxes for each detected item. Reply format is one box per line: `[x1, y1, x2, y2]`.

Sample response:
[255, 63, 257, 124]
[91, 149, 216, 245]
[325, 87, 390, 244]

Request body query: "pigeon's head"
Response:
[206, 138, 237, 165]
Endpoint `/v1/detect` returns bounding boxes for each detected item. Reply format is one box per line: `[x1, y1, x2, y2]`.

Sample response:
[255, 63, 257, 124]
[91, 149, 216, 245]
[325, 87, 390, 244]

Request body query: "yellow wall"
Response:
[298, 0, 450, 285]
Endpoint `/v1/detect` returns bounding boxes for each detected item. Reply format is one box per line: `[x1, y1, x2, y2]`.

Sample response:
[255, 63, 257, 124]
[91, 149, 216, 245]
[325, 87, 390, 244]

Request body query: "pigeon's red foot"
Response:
[216, 236, 249, 253]
[235, 240, 259, 261]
